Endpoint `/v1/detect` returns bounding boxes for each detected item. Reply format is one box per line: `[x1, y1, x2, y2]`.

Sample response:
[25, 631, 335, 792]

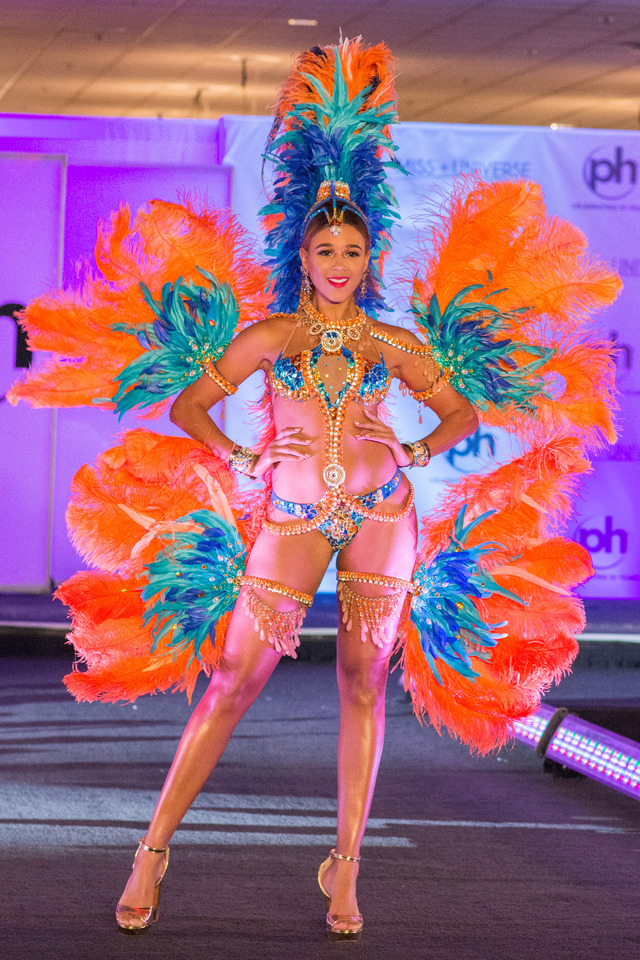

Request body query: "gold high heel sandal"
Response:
[115, 838, 170, 934]
[318, 848, 363, 942]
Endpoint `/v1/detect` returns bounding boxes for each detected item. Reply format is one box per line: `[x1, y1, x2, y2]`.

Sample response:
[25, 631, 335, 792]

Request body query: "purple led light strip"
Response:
[512, 705, 640, 801]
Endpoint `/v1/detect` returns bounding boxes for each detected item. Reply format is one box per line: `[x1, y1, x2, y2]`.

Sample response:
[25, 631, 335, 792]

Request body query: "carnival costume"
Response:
[9, 38, 621, 754]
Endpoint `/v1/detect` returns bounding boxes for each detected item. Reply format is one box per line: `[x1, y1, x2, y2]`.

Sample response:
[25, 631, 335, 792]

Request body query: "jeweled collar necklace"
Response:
[297, 296, 369, 354]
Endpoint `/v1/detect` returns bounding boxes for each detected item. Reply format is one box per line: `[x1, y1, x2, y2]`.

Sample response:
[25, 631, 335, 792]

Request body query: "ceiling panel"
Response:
[1, 0, 639, 128]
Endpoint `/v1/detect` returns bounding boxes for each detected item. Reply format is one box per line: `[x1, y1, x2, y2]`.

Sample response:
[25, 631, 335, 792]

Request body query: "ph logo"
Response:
[583, 146, 638, 200]
[445, 428, 495, 473]
[577, 515, 628, 571]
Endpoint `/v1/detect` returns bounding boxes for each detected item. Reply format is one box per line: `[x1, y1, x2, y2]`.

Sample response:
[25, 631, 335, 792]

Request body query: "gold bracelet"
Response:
[228, 444, 257, 476]
[404, 439, 431, 467]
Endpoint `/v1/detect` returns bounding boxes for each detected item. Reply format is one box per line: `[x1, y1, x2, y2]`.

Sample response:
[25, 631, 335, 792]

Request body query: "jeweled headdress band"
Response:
[303, 180, 370, 239]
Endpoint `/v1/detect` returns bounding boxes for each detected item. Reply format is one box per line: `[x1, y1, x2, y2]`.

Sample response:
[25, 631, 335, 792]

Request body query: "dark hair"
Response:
[302, 202, 370, 252]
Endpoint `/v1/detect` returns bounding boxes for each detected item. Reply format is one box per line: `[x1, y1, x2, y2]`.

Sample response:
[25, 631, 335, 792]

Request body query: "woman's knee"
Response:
[201, 651, 273, 715]
[337, 655, 389, 711]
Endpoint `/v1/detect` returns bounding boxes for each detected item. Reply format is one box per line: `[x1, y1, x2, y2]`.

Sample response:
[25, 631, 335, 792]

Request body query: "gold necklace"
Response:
[298, 295, 368, 354]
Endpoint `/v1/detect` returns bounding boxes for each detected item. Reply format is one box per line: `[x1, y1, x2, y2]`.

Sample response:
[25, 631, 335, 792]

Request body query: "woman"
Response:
[9, 36, 618, 945]
[115, 199, 478, 939]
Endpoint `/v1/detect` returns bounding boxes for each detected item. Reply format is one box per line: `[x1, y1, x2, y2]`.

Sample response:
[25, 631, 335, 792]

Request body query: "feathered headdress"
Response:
[260, 38, 404, 315]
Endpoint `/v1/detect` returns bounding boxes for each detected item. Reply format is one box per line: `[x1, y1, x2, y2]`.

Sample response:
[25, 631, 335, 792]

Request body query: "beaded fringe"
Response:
[241, 587, 308, 658]
[337, 582, 406, 648]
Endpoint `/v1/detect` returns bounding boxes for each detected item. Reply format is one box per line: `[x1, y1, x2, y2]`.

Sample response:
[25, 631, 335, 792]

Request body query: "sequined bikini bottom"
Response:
[265, 468, 413, 551]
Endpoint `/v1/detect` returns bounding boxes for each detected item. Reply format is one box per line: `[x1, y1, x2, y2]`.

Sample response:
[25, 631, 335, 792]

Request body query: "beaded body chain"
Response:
[263, 303, 418, 545]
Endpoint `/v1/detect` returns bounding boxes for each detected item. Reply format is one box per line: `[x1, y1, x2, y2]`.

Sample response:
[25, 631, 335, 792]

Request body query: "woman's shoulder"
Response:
[234, 312, 297, 344]
[368, 318, 427, 355]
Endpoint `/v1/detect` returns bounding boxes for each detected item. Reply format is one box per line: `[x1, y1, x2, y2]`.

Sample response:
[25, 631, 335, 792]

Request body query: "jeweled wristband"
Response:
[404, 439, 431, 467]
[228, 444, 257, 476]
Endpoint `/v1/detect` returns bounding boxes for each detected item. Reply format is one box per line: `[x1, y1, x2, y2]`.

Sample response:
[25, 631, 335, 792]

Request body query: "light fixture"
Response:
[288, 19, 318, 27]
[512, 703, 640, 800]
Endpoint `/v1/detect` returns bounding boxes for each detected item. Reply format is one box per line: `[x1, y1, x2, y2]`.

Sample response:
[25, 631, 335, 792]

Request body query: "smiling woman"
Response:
[301, 221, 369, 311]
[8, 36, 620, 943]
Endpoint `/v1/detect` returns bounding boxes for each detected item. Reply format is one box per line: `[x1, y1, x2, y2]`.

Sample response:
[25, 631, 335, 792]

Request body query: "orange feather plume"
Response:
[8, 196, 271, 411]
[272, 38, 397, 135]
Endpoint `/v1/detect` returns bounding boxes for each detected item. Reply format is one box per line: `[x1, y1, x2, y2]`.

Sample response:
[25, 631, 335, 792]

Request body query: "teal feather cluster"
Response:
[410, 507, 524, 685]
[411, 280, 554, 412]
[262, 46, 404, 315]
[109, 270, 239, 417]
[141, 509, 247, 668]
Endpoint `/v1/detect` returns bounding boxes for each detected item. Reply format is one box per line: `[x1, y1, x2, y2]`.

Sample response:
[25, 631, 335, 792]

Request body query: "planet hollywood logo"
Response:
[445, 428, 496, 473]
[576, 515, 628, 571]
[583, 146, 638, 201]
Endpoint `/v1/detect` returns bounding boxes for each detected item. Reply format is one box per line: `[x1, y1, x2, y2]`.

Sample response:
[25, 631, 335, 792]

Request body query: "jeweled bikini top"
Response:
[265, 305, 446, 494]
[269, 346, 391, 406]
[268, 301, 392, 407]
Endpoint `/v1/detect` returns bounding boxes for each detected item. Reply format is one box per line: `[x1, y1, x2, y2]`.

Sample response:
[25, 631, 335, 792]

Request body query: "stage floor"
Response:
[0, 657, 638, 960]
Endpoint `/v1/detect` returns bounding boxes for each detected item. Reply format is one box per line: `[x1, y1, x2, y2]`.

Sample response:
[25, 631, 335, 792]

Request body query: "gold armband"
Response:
[204, 362, 238, 396]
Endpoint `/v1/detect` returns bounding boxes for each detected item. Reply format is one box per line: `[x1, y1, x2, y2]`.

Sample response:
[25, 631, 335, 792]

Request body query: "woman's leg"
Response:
[118, 527, 333, 916]
[325, 492, 417, 926]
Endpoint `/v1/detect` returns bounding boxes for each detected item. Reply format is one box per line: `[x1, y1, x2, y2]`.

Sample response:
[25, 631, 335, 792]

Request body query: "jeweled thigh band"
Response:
[238, 575, 313, 658]
[336, 571, 414, 648]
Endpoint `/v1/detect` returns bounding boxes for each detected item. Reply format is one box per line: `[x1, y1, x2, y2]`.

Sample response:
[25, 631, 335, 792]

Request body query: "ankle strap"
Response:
[139, 837, 167, 854]
[331, 849, 361, 863]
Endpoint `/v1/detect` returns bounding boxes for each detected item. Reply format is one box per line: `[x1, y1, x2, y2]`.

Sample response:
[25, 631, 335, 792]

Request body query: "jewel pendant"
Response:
[323, 463, 346, 487]
[321, 329, 343, 353]
[329, 224, 342, 237]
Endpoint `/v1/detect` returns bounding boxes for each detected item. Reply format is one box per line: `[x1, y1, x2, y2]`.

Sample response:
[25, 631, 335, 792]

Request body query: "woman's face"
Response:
[300, 222, 369, 310]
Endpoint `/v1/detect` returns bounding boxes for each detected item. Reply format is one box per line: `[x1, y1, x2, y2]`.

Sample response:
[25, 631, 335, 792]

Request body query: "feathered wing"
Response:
[8, 192, 273, 703]
[57, 429, 263, 703]
[8, 196, 271, 412]
[398, 175, 621, 753]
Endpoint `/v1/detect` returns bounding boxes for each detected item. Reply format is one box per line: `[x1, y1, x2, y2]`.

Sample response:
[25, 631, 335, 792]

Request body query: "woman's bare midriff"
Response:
[269, 392, 400, 504]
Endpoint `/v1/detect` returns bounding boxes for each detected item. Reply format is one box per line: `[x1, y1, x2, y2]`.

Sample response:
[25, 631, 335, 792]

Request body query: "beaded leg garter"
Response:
[336, 571, 414, 648]
[239, 576, 314, 658]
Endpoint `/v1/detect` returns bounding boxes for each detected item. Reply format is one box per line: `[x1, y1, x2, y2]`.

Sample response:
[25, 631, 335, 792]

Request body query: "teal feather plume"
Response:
[142, 509, 247, 669]
[411, 278, 555, 412]
[109, 270, 239, 417]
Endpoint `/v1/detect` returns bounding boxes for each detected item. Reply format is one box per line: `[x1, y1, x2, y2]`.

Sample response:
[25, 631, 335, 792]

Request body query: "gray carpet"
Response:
[1, 657, 638, 959]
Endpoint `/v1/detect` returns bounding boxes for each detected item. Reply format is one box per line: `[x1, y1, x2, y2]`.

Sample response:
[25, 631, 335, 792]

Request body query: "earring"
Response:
[301, 268, 312, 299]
[360, 269, 368, 302]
